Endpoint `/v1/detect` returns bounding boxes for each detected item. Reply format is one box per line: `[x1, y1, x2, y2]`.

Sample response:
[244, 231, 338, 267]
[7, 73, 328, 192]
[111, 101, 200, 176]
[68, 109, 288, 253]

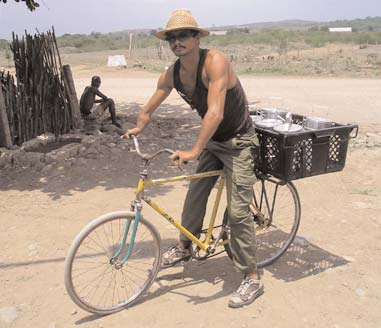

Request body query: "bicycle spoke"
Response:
[223, 177, 300, 268]
[71, 262, 108, 279]
[65, 214, 161, 314]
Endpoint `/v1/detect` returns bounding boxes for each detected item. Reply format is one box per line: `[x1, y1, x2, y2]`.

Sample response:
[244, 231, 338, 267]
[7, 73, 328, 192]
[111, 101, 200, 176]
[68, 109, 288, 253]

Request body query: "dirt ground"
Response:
[1, 68, 381, 328]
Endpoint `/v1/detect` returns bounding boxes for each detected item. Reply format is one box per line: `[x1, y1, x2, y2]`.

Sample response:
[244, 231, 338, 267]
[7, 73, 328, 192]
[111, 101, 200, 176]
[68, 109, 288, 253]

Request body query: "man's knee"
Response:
[227, 205, 251, 225]
[100, 98, 114, 107]
[105, 98, 115, 106]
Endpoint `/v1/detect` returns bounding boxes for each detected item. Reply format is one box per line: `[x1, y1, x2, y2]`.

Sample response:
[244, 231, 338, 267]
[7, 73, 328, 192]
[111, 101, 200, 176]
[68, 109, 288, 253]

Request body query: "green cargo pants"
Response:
[180, 127, 260, 274]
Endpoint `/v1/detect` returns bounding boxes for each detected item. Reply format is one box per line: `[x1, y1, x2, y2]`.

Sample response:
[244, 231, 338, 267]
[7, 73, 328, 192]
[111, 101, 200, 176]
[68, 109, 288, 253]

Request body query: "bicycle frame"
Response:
[114, 169, 228, 264]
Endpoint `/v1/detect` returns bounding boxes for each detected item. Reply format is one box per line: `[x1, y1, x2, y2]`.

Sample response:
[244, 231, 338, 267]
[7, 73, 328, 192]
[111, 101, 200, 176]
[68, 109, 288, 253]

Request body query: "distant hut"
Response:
[328, 27, 352, 33]
[210, 30, 228, 36]
[107, 55, 127, 68]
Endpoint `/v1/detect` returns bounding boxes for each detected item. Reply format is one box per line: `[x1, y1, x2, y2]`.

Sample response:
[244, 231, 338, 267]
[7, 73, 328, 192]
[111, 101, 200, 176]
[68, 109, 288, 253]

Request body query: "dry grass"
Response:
[1, 43, 381, 77]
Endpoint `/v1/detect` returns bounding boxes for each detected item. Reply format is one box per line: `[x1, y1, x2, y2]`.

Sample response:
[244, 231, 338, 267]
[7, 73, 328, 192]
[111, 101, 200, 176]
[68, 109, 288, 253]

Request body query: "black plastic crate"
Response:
[254, 114, 358, 181]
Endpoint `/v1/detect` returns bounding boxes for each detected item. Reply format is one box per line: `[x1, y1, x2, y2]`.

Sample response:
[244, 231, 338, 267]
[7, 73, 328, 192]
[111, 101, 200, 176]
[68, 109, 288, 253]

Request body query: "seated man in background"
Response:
[80, 76, 122, 128]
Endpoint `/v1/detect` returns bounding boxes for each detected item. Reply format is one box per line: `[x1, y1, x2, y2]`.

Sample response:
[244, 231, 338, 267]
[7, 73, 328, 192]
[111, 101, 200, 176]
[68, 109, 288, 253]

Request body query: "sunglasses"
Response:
[165, 30, 198, 43]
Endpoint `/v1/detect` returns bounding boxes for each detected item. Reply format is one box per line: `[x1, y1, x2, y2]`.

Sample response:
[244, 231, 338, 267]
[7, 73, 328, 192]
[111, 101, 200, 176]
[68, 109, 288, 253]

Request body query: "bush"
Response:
[0, 39, 10, 50]
[55, 29, 381, 53]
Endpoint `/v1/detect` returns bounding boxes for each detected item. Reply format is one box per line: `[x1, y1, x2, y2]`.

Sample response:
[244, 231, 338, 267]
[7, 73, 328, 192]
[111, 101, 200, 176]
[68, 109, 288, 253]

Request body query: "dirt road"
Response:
[1, 73, 380, 328]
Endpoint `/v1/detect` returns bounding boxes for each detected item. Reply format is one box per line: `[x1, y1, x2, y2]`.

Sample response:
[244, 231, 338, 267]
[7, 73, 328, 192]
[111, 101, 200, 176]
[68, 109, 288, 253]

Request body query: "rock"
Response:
[21, 133, 56, 151]
[8, 149, 44, 169]
[98, 134, 114, 145]
[81, 135, 99, 147]
[81, 147, 98, 159]
[0, 147, 9, 154]
[0, 306, 18, 323]
[26, 152, 45, 169]
[0, 151, 13, 169]
[74, 157, 87, 166]
[57, 134, 82, 143]
[83, 118, 101, 129]
[10, 149, 27, 166]
[352, 201, 371, 209]
[100, 124, 125, 136]
[45, 144, 81, 163]
[36, 133, 56, 144]
[28, 243, 39, 256]
[343, 255, 355, 262]
[21, 139, 43, 152]
[41, 164, 54, 174]
[293, 236, 310, 247]
[108, 147, 121, 156]
[355, 288, 366, 297]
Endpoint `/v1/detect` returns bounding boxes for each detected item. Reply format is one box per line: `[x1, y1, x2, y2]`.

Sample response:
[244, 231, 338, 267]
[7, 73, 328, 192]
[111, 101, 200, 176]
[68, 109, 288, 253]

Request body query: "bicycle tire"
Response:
[64, 211, 161, 315]
[223, 177, 301, 268]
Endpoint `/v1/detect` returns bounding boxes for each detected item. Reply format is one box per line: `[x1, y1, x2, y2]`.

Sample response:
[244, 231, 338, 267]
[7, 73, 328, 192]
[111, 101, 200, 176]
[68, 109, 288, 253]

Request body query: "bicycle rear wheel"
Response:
[223, 176, 301, 268]
[64, 211, 161, 315]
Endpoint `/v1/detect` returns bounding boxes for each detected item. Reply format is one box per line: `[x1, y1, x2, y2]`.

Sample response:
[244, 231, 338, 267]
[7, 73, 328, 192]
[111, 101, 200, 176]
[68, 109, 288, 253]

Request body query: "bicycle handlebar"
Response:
[131, 135, 175, 161]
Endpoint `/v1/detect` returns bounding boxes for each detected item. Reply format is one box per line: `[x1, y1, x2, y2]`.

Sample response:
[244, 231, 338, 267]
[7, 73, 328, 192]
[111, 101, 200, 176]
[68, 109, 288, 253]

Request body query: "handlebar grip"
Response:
[172, 154, 188, 165]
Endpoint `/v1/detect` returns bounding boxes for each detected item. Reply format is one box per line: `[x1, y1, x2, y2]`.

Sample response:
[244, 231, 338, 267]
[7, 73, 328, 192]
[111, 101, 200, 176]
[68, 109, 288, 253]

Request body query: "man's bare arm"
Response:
[91, 87, 108, 100]
[127, 68, 174, 135]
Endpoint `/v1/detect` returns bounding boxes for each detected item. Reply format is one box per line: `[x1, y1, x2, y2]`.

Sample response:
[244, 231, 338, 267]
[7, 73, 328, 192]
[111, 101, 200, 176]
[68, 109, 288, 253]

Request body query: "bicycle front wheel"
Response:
[64, 211, 161, 315]
[223, 176, 301, 268]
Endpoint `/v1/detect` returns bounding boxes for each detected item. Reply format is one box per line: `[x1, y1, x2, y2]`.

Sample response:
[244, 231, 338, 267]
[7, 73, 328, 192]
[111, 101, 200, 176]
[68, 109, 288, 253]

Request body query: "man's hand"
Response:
[169, 149, 199, 170]
[122, 127, 142, 139]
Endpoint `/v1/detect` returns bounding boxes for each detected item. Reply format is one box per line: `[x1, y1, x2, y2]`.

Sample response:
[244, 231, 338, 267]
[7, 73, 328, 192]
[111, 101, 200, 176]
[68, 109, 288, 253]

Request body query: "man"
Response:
[80, 76, 122, 128]
[125, 9, 263, 308]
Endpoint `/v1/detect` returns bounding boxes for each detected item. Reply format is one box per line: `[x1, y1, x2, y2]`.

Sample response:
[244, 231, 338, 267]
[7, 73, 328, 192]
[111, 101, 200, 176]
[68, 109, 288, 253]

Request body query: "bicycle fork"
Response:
[110, 201, 142, 269]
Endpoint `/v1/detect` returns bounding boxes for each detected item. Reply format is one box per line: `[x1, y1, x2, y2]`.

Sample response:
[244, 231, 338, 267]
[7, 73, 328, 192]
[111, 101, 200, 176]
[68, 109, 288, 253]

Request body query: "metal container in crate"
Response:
[254, 115, 358, 181]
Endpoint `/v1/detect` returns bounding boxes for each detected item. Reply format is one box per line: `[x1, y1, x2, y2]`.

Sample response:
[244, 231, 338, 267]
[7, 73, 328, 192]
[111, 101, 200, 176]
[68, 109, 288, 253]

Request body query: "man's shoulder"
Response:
[83, 86, 96, 93]
[165, 64, 175, 74]
[158, 65, 175, 88]
[206, 49, 226, 58]
[204, 49, 229, 72]
[205, 49, 228, 65]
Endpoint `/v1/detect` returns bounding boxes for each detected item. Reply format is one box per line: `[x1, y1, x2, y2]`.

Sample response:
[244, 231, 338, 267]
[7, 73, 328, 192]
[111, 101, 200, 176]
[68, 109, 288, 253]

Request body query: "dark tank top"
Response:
[173, 49, 253, 142]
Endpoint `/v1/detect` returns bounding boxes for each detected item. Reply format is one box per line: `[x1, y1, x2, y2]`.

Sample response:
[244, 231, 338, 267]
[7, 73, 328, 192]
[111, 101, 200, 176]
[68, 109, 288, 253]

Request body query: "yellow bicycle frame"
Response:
[135, 170, 227, 252]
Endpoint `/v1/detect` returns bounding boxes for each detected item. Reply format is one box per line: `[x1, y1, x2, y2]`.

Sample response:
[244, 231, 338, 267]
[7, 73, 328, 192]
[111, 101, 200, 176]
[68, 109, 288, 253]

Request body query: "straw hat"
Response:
[156, 9, 210, 40]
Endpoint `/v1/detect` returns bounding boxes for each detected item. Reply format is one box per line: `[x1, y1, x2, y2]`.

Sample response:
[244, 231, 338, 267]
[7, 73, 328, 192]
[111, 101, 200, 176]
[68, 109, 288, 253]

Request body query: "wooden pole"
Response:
[0, 90, 13, 148]
[62, 64, 82, 129]
[128, 33, 133, 59]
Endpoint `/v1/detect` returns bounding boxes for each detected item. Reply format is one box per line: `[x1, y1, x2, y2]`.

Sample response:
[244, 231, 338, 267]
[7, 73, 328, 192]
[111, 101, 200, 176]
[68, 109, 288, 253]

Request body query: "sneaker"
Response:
[228, 278, 264, 308]
[162, 245, 191, 267]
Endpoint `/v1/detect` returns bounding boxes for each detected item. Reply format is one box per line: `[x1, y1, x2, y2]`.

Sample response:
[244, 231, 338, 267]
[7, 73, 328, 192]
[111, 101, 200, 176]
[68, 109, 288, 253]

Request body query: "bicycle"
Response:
[64, 135, 301, 315]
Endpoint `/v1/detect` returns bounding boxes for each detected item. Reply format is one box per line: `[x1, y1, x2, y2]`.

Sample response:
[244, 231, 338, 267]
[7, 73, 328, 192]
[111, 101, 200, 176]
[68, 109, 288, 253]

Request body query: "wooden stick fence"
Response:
[0, 28, 81, 147]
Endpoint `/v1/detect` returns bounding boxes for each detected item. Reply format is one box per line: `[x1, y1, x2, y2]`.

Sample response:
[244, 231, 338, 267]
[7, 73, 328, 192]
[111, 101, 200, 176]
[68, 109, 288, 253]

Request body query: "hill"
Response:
[210, 19, 318, 31]
[210, 16, 381, 32]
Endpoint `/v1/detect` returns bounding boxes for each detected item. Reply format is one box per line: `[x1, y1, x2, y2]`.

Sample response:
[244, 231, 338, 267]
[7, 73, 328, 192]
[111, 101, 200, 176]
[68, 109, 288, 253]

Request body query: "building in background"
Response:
[328, 27, 352, 32]
[209, 30, 228, 36]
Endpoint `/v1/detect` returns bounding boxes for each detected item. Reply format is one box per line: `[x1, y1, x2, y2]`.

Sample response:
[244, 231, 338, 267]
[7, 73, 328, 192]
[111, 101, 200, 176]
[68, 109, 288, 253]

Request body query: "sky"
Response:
[0, 0, 380, 40]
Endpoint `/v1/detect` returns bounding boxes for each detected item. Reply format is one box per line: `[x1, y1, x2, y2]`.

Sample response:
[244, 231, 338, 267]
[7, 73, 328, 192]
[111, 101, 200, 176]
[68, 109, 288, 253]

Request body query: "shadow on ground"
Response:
[0, 102, 201, 200]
